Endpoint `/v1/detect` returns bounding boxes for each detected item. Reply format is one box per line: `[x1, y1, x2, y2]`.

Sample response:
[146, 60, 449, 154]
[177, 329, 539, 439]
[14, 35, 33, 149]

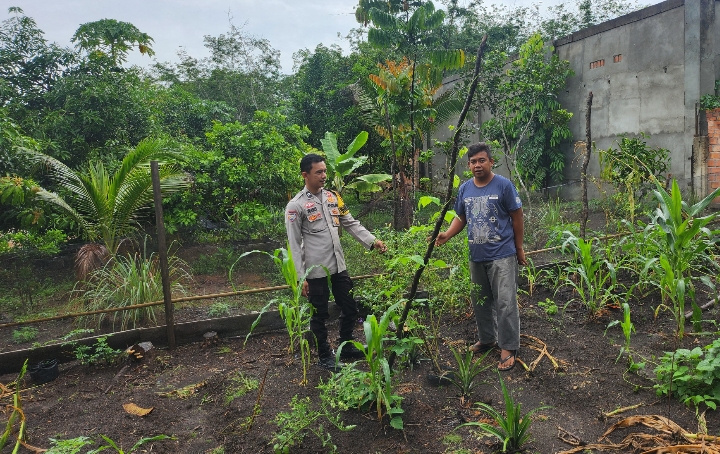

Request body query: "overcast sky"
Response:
[12, 0, 558, 74]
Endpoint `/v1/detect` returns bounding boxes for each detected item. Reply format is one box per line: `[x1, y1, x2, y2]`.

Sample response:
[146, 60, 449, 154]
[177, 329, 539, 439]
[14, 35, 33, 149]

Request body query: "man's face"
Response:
[468, 151, 493, 179]
[302, 160, 327, 190]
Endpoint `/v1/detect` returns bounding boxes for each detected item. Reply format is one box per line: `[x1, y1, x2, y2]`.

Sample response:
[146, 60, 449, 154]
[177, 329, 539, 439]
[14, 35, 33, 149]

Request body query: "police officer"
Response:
[286, 153, 387, 371]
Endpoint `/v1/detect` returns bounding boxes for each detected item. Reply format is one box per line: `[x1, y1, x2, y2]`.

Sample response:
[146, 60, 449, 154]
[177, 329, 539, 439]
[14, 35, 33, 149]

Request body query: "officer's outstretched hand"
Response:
[373, 239, 388, 254]
[302, 280, 309, 297]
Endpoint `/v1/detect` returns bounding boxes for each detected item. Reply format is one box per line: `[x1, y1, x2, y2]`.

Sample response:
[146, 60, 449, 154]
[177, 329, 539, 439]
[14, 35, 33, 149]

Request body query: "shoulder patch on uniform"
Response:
[336, 192, 350, 216]
[287, 210, 298, 223]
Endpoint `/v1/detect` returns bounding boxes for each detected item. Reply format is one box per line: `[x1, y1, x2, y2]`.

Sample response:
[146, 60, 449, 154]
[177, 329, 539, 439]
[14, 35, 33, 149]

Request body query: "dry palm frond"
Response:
[75, 243, 110, 280]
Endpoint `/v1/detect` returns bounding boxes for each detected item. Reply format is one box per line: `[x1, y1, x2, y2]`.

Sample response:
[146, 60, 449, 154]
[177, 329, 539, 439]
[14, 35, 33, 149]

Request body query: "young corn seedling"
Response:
[231, 246, 317, 385]
[647, 179, 720, 338]
[561, 233, 619, 317]
[606, 302, 635, 363]
[337, 302, 404, 429]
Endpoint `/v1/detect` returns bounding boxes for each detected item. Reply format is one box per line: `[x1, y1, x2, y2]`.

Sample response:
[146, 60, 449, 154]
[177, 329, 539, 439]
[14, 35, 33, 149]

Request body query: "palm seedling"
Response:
[24, 137, 189, 277]
[461, 373, 549, 452]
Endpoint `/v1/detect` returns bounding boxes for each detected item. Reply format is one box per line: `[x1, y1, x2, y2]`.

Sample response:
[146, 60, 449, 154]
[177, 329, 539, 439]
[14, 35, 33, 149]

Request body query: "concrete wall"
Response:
[555, 0, 720, 199]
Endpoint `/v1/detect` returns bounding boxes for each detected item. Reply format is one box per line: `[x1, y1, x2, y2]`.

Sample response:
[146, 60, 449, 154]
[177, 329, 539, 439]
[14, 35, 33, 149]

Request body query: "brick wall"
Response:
[707, 108, 720, 197]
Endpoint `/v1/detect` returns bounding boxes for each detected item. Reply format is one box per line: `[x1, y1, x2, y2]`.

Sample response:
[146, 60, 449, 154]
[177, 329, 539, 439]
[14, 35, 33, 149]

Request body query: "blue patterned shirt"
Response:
[454, 174, 522, 262]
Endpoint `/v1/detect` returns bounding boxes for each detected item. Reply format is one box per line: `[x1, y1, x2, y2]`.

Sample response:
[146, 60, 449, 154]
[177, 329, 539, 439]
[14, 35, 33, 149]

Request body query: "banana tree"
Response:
[320, 130, 391, 196]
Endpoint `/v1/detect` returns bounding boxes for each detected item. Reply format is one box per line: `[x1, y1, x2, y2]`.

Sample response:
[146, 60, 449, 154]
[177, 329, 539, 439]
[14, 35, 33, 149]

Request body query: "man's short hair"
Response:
[300, 153, 325, 173]
[467, 142, 493, 160]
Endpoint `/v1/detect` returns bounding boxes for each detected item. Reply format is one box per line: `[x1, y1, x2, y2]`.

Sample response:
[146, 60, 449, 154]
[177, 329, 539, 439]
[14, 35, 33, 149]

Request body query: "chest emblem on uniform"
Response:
[306, 192, 313, 199]
[332, 216, 340, 226]
[330, 207, 340, 216]
[305, 202, 315, 209]
[287, 210, 298, 223]
[308, 213, 322, 222]
[326, 192, 335, 203]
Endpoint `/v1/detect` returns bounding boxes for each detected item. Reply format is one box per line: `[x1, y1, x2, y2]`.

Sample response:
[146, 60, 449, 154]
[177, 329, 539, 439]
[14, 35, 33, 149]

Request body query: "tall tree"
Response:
[0, 7, 75, 120]
[289, 44, 359, 148]
[356, 0, 466, 229]
[152, 17, 282, 122]
[71, 19, 154, 65]
[478, 33, 574, 199]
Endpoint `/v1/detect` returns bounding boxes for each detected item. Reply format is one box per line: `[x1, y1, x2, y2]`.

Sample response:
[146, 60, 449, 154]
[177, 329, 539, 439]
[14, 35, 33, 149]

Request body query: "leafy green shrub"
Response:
[599, 133, 669, 223]
[12, 327, 38, 343]
[654, 337, 720, 410]
[227, 202, 285, 241]
[178, 111, 309, 227]
[699, 81, 720, 110]
[271, 395, 355, 454]
[71, 336, 123, 366]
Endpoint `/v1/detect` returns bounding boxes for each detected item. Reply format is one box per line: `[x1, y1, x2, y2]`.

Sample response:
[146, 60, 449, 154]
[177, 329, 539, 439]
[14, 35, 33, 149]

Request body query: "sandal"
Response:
[469, 341, 498, 354]
[498, 351, 517, 371]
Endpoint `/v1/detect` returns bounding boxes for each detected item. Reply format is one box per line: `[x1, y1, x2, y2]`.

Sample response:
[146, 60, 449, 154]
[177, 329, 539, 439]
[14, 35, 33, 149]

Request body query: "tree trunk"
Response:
[393, 165, 413, 230]
[388, 35, 488, 369]
[580, 91, 593, 240]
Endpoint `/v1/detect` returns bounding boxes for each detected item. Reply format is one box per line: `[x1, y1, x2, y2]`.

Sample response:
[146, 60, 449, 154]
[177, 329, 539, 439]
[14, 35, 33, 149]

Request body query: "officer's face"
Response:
[302, 161, 327, 191]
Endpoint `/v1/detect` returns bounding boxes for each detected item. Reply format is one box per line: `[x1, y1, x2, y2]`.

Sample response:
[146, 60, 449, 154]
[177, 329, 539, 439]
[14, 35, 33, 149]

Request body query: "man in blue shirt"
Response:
[435, 142, 526, 371]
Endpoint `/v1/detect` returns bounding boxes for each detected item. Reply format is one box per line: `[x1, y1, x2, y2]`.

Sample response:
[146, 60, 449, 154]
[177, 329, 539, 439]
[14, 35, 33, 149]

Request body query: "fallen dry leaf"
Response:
[123, 403, 153, 417]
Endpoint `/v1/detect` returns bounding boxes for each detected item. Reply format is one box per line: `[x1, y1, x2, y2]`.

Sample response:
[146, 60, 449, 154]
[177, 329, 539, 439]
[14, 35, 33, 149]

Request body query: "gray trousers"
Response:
[469, 255, 520, 351]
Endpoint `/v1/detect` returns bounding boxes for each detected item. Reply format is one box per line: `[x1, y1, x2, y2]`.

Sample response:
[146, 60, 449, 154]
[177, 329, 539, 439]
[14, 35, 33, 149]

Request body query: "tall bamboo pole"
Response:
[580, 92, 593, 240]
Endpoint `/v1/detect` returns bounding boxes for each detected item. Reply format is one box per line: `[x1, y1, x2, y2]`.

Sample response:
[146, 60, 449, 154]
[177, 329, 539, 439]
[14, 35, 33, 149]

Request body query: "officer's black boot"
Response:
[317, 343, 343, 373]
[338, 338, 365, 360]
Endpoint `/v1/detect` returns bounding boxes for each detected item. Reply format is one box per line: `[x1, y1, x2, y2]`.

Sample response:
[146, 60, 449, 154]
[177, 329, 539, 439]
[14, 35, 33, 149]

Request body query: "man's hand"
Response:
[435, 231, 451, 246]
[516, 248, 527, 266]
[301, 280, 309, 297]
[373, 239, 388, 253]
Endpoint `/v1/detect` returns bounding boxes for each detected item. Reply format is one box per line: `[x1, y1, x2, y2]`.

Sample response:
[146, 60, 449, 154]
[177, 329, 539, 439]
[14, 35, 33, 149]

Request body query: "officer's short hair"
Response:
[300, 153, 325, 173]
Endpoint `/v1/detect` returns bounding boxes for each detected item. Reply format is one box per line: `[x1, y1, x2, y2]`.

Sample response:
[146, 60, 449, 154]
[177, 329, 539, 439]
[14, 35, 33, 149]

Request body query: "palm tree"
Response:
[24, 138, 190, 261]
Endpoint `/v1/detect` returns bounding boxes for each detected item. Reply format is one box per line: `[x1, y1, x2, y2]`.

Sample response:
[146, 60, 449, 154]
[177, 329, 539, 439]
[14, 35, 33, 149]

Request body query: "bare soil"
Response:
[1, 243, 719, 454]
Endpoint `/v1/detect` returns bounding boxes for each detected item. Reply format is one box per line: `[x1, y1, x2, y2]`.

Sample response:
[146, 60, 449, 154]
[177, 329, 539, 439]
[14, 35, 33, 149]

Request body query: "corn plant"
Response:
[87, 434, 174, 453]
[231, 246, 315, 385]
[0, 360, 28, 453]
[560, 233, 620, 317]
[337, 302, 404, 429]
[644, 179, 720, 338]
[606, 302, 635, 363]
[460, 373, 549, 452]
[521, 257, 550, 297]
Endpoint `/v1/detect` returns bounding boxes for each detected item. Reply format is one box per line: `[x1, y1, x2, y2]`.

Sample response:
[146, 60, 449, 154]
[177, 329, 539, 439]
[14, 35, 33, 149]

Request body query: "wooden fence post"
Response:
[151, 161, 176, 350]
